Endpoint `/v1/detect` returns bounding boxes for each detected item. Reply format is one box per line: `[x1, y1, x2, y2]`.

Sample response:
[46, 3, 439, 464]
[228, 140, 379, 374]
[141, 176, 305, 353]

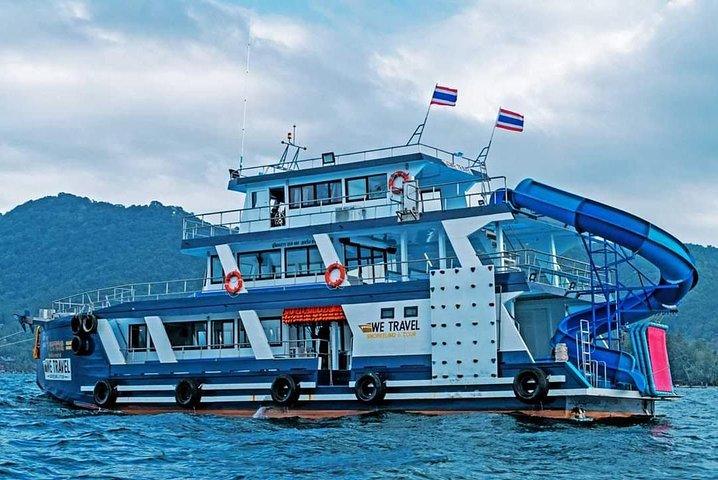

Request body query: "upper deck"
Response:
[228, 143, 481, 189]
[183, 143, 497, 248]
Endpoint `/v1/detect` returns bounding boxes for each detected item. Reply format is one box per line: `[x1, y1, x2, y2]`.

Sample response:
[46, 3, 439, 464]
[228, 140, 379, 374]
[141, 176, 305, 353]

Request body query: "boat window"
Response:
[289, 180, 343, 209]
[212, 320, 235, 348]
[368, 174, 387, 200]
[380, 308, 394, 319]
[301, 184, 316, 208]
[250, 191, 258, 208]
[329, 180, 342, 202]
[342, 241, 388, 270]
[129, 324, 147, 349]
[210, 255, 224, 284]
[237, 249, 281, 280]
[165, 321, 208, 348]
[346, 174, 388, 202]
[289, 186, 302, 208]
[404, 306, 419, 318]
[285, 245, 322, 277]
[261, 317, 282, 346]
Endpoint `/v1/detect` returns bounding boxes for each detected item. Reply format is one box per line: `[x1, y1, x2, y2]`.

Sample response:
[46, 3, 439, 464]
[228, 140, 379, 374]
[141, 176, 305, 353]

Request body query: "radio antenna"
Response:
[239, 38, 251, 171]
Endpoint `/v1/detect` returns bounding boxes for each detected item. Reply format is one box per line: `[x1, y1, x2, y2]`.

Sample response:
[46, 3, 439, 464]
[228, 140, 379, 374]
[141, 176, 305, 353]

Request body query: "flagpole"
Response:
[476, 107, 499, 166]
[407, 84, 436, 146]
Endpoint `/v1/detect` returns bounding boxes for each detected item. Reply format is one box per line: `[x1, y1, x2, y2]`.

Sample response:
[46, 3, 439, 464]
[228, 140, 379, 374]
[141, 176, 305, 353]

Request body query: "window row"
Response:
[285, 173, 388, 209]
[288, 180, 342, 209]
[380, 306, 419, 319]
[210, 245, 338, 283]
[128, 318, 282, 350]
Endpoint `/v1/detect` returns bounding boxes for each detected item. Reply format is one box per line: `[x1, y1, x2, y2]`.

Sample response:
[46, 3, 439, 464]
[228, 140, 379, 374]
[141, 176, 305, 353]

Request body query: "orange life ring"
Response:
[224, 270, 243, 295]
[324, 262, 347, 289]
[388, 170, 410, 194]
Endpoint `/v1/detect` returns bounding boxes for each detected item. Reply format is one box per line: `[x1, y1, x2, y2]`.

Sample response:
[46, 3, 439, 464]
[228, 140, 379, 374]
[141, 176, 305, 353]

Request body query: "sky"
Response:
[0, 0, 716, 244]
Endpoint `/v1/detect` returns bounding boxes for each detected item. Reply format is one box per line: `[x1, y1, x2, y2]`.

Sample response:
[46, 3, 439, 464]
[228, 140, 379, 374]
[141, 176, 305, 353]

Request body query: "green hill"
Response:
[0, 194, 204, 370]
[0, 194, 715, 383]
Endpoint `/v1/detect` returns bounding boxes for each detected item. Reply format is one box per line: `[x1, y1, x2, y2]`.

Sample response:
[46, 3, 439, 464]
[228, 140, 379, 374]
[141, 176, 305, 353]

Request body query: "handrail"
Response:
[182, 176, 508, 239]
[235, 143, 476, 177]
[50, 246, 593, 316]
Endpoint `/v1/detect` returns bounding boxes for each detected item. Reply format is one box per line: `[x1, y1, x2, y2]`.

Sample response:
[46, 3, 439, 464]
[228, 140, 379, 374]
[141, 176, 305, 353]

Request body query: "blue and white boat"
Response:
[33, 137, 698, 421]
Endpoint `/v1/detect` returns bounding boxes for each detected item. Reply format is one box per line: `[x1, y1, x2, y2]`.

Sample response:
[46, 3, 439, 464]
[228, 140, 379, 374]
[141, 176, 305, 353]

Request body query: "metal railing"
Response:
[182, 176, 508, 239]
[51, 247, 592, 316]
[124, 339, 329, 363]
[235, 143, 476, 177]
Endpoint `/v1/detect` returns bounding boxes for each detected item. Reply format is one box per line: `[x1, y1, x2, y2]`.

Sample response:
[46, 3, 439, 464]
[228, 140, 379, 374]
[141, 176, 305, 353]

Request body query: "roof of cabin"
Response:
[228, 148, 485, 192]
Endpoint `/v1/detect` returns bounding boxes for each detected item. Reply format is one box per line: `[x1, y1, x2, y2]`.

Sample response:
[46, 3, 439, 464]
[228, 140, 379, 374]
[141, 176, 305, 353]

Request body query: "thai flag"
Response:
[431, 85, 458, 106]
[496, 108, 524, 132]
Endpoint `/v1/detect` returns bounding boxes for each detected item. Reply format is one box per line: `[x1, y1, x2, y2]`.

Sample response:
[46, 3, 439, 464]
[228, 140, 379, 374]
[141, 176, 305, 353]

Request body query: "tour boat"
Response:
[33, 137, 697, 421]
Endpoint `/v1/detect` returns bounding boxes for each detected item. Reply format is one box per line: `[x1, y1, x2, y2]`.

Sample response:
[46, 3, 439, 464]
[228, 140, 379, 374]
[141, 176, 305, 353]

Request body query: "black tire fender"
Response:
[70, 315, 82, 335]
[175, 379, 202, 409]
[71, 335, 92, 355]
[81, 314, 98, 334]
[270, 375, 300, 407]
[512, 367, 549, 403]
[93, 379, 117, 408]
[354, 372, 386, 404]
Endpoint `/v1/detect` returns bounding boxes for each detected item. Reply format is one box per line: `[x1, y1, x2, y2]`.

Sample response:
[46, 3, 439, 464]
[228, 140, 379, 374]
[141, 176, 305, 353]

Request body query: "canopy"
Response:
[282, 306, 346, 324]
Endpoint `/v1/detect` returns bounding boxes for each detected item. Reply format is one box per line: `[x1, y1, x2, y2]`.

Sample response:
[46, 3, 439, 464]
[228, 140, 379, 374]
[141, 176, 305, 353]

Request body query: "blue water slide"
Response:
[500, 179, 698, 392]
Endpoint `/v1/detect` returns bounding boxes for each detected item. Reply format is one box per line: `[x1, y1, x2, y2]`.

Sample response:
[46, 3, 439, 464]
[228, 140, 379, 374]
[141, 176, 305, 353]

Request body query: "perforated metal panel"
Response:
[429, 265, 498, 383]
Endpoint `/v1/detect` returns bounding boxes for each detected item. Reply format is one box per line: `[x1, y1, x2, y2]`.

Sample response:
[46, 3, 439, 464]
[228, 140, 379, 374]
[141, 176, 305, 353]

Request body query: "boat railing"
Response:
[234, 143, 475, 178]
[124, 339, 330, 363]
[182, 176, 508, 239]
[50, 248, 591, 315]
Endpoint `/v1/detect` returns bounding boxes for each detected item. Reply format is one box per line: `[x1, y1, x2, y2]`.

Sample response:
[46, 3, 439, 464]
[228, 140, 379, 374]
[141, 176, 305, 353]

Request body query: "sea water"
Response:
[0, 374, 715, 479]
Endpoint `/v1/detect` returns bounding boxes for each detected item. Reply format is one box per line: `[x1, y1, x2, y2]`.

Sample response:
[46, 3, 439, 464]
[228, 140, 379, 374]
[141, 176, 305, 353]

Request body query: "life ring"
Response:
[354, 372, 386, 404]
[224, 270, 243, 295]
[270, 375, 300, 406]
[324, 262, 346, 289]
[93, 379, 117, 408]
[512, 367, 549, 403]
[388, 170, 411, 195]
[175, 378, 202, 408]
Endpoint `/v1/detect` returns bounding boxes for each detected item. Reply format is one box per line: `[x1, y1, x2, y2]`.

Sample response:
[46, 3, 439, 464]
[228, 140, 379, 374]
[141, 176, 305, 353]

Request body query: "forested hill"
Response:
[0, 194, 204, 370]
[0, 194, 715, 383]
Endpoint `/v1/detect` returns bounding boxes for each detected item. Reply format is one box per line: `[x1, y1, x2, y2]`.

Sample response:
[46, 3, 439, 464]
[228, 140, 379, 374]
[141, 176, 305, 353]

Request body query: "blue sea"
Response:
[0, 374, 716, 479]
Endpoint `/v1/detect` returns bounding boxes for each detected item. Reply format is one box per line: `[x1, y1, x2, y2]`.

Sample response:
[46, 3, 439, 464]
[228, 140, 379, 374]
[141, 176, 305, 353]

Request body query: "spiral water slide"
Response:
[504, 179, 698, 392]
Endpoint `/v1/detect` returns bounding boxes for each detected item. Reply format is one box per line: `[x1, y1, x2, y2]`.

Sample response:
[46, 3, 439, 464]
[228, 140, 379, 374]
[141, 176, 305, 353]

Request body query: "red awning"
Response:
[283, 306, 346, 324]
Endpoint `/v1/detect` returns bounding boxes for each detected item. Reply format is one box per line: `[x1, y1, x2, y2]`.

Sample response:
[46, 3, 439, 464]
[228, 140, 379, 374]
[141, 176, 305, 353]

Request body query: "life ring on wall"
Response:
[324, 262, 347, 289]
[224, 270, 243, 295]
[388, 170, 411, 195]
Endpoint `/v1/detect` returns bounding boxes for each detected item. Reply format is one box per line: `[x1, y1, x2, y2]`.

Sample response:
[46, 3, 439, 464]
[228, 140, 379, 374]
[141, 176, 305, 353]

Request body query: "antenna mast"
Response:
[239, 38, 251, 171]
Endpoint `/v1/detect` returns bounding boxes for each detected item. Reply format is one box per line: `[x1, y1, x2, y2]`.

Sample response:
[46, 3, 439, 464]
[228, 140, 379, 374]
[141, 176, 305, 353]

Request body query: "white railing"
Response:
[182, 176, 508, 239]
[234, 143, 477, 177]
[124, 339, 330, 364]
[50, 247, 592, 316]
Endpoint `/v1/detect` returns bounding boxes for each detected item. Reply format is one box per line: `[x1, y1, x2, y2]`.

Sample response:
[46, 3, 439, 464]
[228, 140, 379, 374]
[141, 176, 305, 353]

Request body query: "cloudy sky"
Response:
[0, 0, 716, 244]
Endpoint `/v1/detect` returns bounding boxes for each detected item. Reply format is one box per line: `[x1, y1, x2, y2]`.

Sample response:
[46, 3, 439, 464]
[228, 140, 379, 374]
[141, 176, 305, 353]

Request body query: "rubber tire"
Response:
[93, 379, 117, 408]
[70, 315, 82, 335]
[270, 375, 300, 407]
[512, 367, 549, 403]
[354, 372, 386, 405]
[175, 379, 202, 409]
[81, 314, 98, 334]
[71, 335, 92, 355]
